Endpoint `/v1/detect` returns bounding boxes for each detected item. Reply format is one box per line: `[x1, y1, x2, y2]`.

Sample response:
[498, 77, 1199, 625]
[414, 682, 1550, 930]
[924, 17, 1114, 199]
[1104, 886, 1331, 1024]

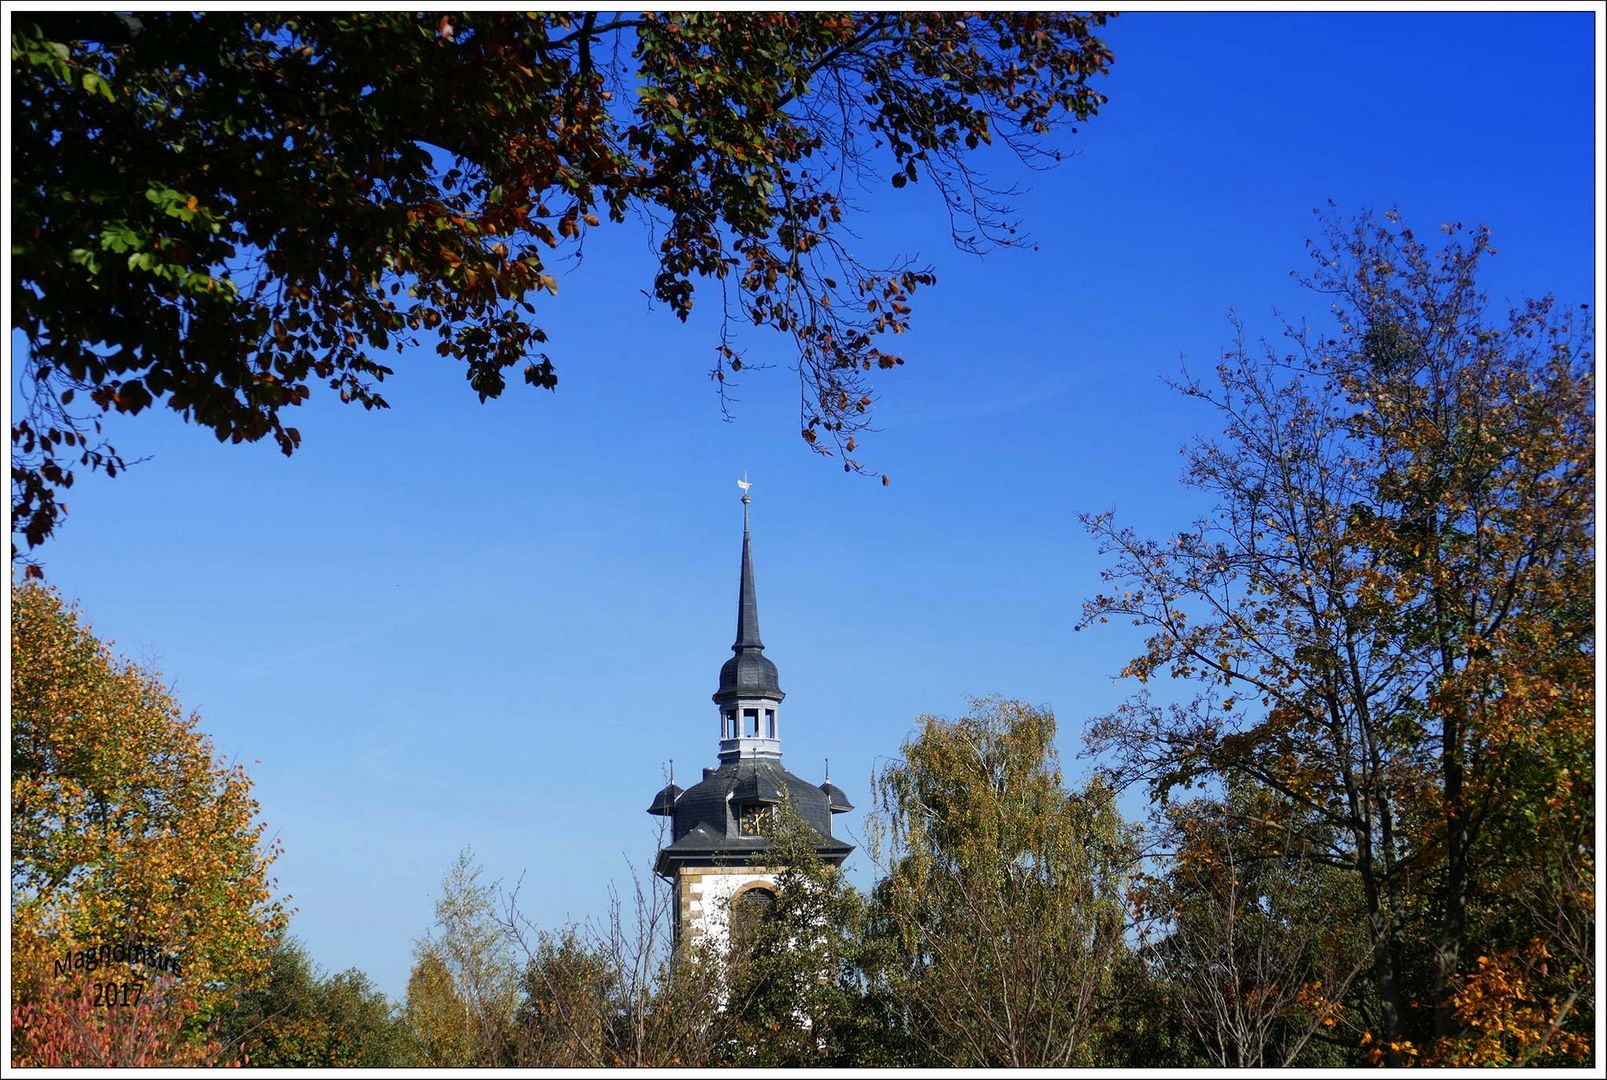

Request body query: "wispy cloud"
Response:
[890, 361, 1111, 426]
[228, 600, 434, 680]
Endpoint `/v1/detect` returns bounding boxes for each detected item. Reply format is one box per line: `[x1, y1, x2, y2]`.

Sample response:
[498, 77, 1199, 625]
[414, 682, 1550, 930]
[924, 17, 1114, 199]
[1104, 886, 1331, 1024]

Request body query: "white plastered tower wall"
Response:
[674, 866, 780, 952]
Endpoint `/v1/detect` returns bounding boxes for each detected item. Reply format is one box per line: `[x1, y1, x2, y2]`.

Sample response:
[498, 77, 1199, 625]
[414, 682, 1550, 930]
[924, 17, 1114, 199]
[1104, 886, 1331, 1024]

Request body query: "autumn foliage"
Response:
[1080, 209, 1594, 1066]
[11, 11, 1114, 552]
[10, 582, 287, 1066]
[10, 979, 226, 1068]
[869, 699, 1134, 1067]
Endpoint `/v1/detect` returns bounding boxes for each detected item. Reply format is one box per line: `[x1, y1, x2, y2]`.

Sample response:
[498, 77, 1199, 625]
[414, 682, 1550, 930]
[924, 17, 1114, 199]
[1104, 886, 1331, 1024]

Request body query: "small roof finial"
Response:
[824, 756, 830, 781]
[737, 471, 752, 505]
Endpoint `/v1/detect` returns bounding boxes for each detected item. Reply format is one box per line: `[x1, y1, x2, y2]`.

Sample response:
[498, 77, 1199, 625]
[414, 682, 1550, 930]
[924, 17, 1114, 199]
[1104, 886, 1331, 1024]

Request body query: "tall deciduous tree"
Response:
[868, 697, 1135, 1067]
[404, 849, 520, 1066]
[9, 581, 287, 1064]
[11, 11, 1114, 553]
[1079, 209, 1593, 1064]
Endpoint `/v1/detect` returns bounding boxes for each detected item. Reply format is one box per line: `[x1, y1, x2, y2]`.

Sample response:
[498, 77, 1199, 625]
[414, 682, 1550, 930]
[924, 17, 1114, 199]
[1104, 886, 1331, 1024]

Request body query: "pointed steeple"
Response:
[715, 480, 783, 709]
[649, 474, 855, 946]
[734, 494, 764, 652]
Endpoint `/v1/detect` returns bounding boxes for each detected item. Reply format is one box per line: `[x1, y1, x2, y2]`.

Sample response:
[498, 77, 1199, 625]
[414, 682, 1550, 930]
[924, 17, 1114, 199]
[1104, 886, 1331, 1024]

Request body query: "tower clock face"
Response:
[739, 804, 776, 837]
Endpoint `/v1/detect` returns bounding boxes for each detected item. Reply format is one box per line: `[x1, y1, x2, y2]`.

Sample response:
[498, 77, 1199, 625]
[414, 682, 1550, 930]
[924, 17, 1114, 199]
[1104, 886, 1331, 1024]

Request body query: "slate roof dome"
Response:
[717, 650, 781, 701]
[820, 781, 854, 814]
[646, 782, 683, 816]
[653, 758, 850, 875]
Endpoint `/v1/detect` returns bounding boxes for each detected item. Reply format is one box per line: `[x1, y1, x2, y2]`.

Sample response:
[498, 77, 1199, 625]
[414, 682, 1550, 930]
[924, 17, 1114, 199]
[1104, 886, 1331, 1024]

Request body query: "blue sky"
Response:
[15, 11, 1597, 999]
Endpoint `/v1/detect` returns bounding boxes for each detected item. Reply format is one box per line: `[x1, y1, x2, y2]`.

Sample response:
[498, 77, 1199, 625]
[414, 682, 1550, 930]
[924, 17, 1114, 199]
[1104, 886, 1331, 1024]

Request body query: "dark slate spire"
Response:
[715, 485, 783, 704]
[735, 496, 763, 651]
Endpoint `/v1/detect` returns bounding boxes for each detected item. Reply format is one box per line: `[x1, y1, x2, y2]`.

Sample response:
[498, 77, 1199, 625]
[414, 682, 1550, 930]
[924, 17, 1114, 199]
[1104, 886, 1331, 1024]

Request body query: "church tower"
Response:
[648, 482, 853, 949]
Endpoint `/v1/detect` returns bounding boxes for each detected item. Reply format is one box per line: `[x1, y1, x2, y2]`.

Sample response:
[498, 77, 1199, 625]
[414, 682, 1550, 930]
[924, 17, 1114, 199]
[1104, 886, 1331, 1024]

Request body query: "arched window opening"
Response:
[729, 885, 778, 956]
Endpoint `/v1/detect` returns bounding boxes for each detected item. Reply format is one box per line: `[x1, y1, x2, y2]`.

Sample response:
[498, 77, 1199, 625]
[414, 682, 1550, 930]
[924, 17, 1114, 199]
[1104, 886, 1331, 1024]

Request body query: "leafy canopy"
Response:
[10, 581, 288, 1060]
[11, 10, 1114, 553]
[216, 939, 410, 1068]
[868, 697, 1135, 1067]
[1079, 209, 1593, 1065]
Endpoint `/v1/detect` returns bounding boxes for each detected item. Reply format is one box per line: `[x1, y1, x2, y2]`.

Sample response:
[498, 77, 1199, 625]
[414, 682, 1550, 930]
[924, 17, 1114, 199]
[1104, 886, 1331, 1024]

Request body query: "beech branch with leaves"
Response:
[11, 10, 1114, 554]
